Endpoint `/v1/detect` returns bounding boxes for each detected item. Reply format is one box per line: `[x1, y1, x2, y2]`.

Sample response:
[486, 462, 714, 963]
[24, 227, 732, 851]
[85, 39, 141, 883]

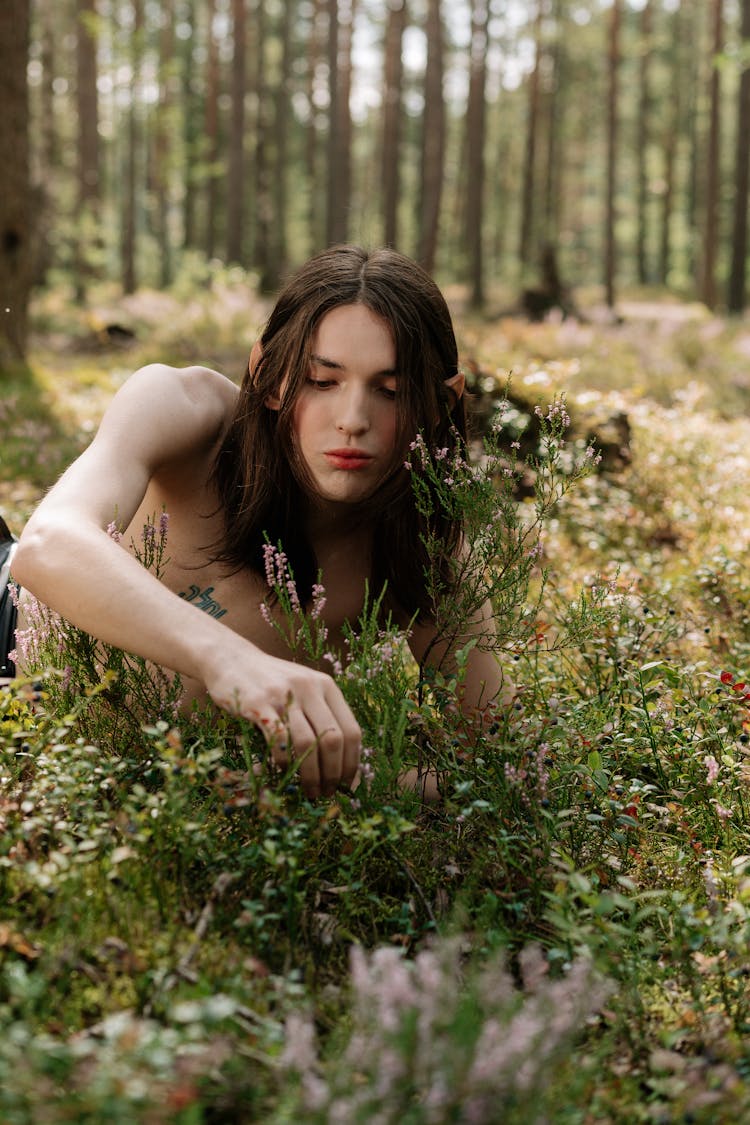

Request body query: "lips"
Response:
[324, 448, 373, 470]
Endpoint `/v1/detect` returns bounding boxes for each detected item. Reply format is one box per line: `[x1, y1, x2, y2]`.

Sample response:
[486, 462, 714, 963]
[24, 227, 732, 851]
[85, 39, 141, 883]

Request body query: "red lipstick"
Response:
[324, 448, 373, 470]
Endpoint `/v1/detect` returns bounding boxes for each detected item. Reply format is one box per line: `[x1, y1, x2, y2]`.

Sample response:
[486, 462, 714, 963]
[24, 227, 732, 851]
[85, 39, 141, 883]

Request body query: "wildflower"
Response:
[286, 579, 301, 611]
[703, 754, 720, 785]
[310, 583, 327, 619]
[106, 521, 122, 543]
[158, 510, 170, 538]
[711, 799, 732, 821]
[323, 652, 343, 677]
[262, 542, 275, 588]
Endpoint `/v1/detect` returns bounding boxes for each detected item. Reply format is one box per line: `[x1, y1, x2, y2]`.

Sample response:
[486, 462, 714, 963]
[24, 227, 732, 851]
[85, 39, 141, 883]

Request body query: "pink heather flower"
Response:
[286, 579, 301, 611]
[323, 652, 343, 677]
[310, 583, 327, 619]
[711, 799, 732, 821]
[703, 754, 720, 785]
[106, 521, 122, 543]
[280, 1012, 319, 1073]
[159, 511, 170, 538]
[259, 602, 273, 627]
[142, 522, 155, 545]
[262, 543, 275, 588]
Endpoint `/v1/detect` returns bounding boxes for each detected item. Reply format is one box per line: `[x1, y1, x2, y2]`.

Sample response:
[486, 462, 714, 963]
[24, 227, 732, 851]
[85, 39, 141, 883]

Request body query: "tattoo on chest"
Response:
[179, 584, 227, 619]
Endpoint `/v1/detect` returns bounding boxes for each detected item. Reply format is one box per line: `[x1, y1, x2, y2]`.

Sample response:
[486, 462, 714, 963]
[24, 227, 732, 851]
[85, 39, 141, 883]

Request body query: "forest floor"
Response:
[2, 275, 750, 1122]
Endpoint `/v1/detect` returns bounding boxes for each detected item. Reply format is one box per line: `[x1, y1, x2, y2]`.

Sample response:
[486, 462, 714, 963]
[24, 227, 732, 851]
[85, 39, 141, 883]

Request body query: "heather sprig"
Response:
[406, 393, 605, 698]
[281, 937, 612, 1124]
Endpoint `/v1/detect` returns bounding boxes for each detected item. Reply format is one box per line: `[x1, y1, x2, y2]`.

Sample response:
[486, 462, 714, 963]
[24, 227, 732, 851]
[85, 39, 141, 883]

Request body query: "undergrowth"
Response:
[4, 301, 750, 1120]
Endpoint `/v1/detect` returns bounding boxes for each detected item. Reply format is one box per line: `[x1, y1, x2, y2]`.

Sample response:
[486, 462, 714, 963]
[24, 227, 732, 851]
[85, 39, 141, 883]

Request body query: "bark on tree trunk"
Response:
[326, 0, 355, 246]
[270, 0, 294, 282]
[466, 0, 488, 309]
[727, 0, 750, 312]
[519, 0, 544, 271]
[635, 0, 652, 286]
[204, 0, 220, 261]
[252, 0, 274, 290]
[226, 0, 247, 265]
[75, 0, 100, 303]
[0, 0, 31, 364]
[417, 0, 445, 272]
[155, 0, 175, 287]
[181, 0, 200, 250]
[658, 3, 684, 285]
[604, 0, 622, 311]
[121, 0, 143, 295]
[305, 0, 327, 253]
[700, 0, 723, 310]
[381, 0, 407, 248]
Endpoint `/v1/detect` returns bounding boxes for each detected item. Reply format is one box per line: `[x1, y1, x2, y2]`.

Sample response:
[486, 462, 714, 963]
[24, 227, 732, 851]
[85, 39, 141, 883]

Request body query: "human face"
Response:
[293, 303, 399, 507]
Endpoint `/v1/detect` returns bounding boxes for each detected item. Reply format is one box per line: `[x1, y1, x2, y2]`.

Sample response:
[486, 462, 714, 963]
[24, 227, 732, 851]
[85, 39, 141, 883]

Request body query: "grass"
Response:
[2, 275, 750, 1121]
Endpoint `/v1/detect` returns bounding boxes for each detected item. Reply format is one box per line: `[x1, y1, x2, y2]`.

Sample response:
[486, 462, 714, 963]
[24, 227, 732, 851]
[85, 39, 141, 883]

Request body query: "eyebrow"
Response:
[310, 353, 398, 377]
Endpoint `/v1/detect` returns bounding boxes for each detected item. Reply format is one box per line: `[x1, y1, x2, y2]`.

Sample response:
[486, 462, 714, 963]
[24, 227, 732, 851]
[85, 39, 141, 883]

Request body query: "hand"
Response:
[203, 649, 361, 799]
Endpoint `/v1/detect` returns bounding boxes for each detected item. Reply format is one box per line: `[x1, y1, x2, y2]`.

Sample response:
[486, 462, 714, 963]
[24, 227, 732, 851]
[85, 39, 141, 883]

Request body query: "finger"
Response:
[302, 695, 351, 793]
[286, 706, 322, 798]
[316, 725, 344, 795]
[323, 684, 362, 785]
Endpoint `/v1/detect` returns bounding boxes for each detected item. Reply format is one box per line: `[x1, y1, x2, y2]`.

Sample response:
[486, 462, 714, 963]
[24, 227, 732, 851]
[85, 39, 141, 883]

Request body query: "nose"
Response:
[336, 387, 370, 436]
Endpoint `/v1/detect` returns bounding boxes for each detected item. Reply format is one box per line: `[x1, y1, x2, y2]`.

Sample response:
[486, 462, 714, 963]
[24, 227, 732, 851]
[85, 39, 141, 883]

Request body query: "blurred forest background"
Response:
[1, 0, 749, 366]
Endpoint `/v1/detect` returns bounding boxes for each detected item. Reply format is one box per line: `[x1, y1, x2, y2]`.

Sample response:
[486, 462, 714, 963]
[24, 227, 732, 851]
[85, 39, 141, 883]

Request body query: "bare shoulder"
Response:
[118, 363, 237, 419]
[97, 363, 239, 463]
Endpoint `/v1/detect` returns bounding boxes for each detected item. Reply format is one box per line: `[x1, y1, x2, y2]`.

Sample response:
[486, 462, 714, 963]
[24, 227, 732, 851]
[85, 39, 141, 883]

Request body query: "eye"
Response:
[378, 383, 397, 401]
[307, 378, 336, 390]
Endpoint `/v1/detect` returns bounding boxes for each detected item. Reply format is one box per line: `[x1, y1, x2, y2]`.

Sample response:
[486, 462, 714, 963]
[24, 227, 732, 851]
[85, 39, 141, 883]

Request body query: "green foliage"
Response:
[9, 308, 750, 1120]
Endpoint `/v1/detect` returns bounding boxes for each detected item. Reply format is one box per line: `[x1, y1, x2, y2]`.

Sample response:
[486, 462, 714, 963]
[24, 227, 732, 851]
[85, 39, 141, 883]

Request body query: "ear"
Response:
[249, 339, 263, 378]
[444, 370, 465, 404]
[249, 338, 282, 410]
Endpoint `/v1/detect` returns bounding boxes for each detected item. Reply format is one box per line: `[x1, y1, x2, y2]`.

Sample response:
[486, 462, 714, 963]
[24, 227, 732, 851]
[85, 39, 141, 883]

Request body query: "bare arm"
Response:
[12, 364, 361, 797]
[408, 596, 514, 714]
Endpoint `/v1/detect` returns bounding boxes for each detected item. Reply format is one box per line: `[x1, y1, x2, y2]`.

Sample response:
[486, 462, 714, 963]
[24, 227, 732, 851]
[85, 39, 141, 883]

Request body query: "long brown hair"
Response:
[211, 245, 467, 620]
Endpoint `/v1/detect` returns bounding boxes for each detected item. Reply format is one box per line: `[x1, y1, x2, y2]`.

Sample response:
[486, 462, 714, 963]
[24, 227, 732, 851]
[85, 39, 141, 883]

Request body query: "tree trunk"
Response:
[381, 0, 407, 247]
[252, 0, 274, 290]
[181, 0, 200, 250]
[204, 0, 220, 261]
[326, 0, 356, 246]
[270, 0, 294, 282]
[75, 0, 100, 302]
[658, 2, 684, 286]
[604, 0, 622, 311]
[226, 0, 247, 265]
[121, 0, 143, 295]
[700, 0, 723, 309]
[417, 0, 445, 272]
[35, 0, 58, 284]
[727, 0, 750, 312]
[0, 0, 31, 364]
[154, 0, 175, 287]
[635, 0, 652, 285]
[305, 0, 327, 253]
[542, 0, 564, 249]
[519, 0, 544, 271]
[466, 0, 488, 308]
